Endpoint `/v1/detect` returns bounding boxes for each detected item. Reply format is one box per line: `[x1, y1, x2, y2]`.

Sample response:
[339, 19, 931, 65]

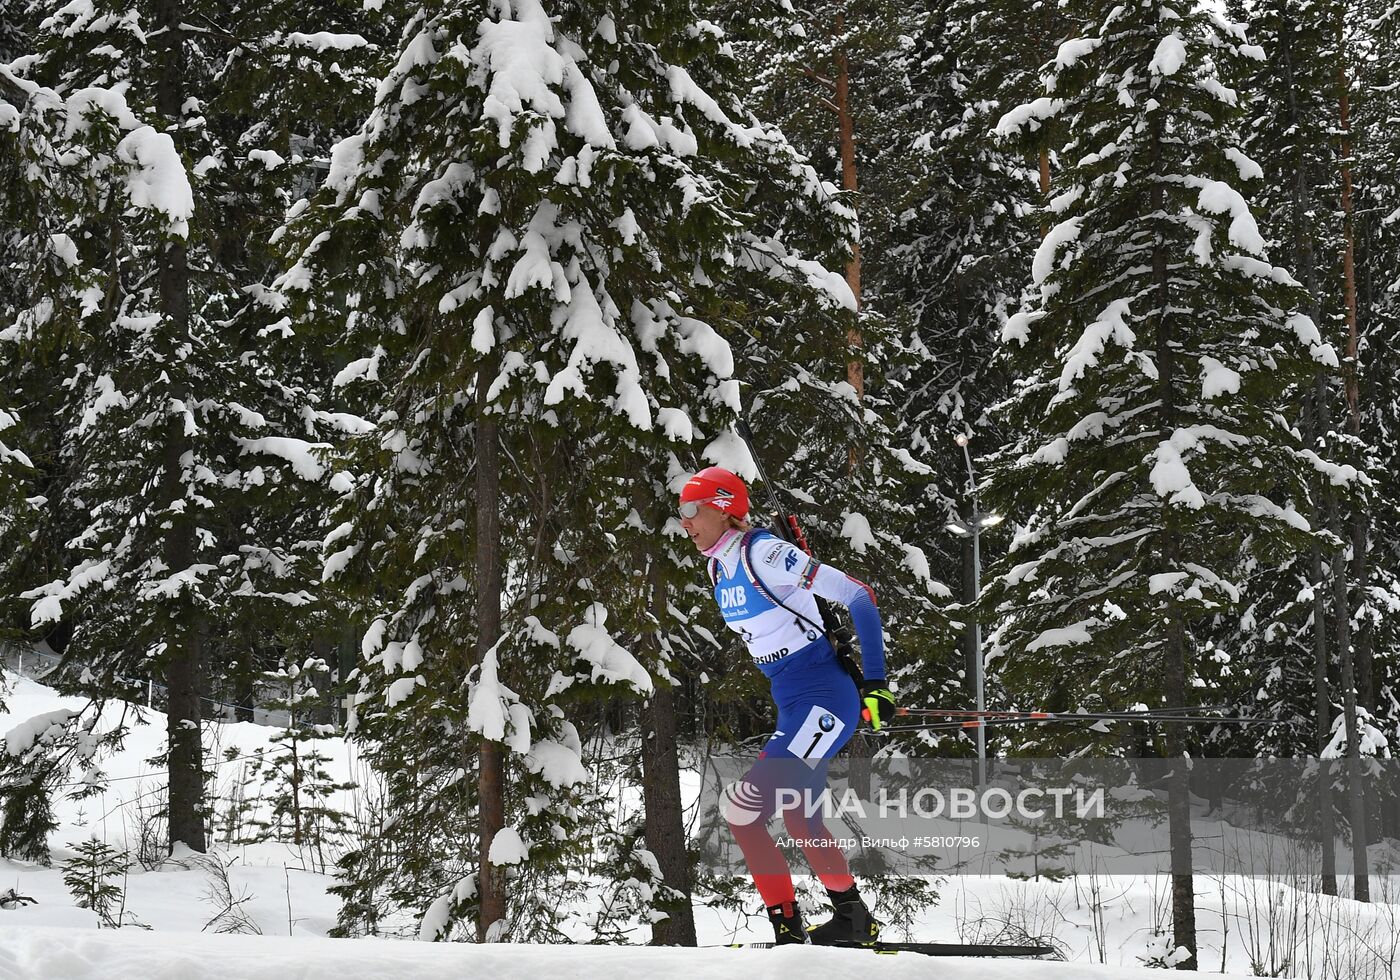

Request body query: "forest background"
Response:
[1, 0, 1398, 965]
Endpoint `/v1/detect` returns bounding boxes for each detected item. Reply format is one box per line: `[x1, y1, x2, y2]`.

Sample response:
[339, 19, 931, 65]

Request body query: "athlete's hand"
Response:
[860, 681, 896, 732]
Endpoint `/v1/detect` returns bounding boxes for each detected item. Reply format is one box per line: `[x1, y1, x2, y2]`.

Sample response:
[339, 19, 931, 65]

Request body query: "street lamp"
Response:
[946, 432, 1000, 790]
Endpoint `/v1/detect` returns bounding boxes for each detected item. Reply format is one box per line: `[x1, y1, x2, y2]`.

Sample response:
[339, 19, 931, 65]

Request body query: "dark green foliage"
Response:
[240, 658, 355, 873]
[0, 0, 381, 859]
[61, 836, 129, 925]
[715, 0, 960, 759]
[0, 773, 58, 865]
[280, 0, 872, 939]
[982, 1, 1342, 754]
[1351, 0, 1400, 738]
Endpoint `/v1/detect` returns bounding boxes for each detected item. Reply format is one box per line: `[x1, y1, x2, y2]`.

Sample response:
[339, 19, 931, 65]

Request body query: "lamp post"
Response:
[945, 432, 1002, 790]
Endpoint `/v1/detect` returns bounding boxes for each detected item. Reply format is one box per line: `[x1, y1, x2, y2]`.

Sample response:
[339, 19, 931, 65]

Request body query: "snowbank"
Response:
[0, 924, 1258, 980]
[2, 669, 1395, 977]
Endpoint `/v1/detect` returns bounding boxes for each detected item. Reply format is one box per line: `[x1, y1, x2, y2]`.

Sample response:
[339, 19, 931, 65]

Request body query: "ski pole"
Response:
[877, 713, 1291, 734]
[893, 704, 1231, 719]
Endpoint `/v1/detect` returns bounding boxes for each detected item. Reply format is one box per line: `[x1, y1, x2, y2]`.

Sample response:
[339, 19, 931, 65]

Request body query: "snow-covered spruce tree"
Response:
[0, 13, 207, 856]
[885, 0, 1045, 452]
[0, 303, 35, 649]
[953, 0, 1078, 231]
[0, 59, 89, 652]
[1356, 2, 1400, 676]
[1213, 3, 1358, 896]
[0, 399, 30, 595]
[190, 2, 385, 718]
[862, 2, 1057, 756]
[717, 0, 956, 731]
[242, 658, 354, 873]
[1351, 0, 1400, 840]
[274, 0, 879, 942]
[0, 0, 378, 859]
[0, 0, 37, 62]
[984, 3, 1341, 964]
[1220, 0, 1382, 773]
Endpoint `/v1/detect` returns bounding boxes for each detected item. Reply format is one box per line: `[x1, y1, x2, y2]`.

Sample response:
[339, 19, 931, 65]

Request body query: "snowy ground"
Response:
[0, 925, 1263, 980]
[3, 669, 1399, 978]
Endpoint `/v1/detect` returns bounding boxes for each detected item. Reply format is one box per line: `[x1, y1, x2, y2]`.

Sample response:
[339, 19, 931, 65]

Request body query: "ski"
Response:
[717, 940, 1057, 956]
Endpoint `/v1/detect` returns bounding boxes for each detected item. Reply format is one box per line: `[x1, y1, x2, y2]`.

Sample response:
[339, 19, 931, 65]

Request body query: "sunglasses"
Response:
[679, 497, 717, 519]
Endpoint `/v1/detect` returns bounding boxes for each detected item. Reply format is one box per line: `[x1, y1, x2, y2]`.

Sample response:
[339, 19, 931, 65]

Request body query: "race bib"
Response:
[787, 704, 846, 763]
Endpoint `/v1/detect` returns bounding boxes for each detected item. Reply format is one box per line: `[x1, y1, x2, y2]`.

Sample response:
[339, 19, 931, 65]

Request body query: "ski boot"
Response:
[806, 885, 880, 946]
[766, 900, 809, 945]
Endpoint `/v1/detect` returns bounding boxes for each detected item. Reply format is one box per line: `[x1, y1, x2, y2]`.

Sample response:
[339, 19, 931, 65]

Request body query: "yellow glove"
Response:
[860, 682, 896, 731]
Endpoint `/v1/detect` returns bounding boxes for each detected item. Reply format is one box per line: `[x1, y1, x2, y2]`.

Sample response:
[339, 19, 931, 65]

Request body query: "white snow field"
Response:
[0, 925, 1255, 980]
[3, 668, 1398, 978]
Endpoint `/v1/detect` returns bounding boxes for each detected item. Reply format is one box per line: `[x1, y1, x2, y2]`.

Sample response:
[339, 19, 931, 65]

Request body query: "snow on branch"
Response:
[1150, 34, 1187, 77]
[1032, 217, 1082, 285]
[1187, 177, 1264, 255]
[1052, 298, 1135, 400]
[237, 436, 331, 481]
[542, 270, 652, 430]
[1283, 313, 1339, 366]
[467, 645, 526, 745]
[4, 708, 80, 758]
[993, 97, 1064, 138]
[281, 32, 370, 52]
[734, 234, 857, 311]
[1151, 439, 1205, 509]
[701, 428, 756, 479]
[115, 128, 194, 235]
[20, 560, 113, 626]
[566, 604, 653, 694]
[1026, 620, 1096, 652]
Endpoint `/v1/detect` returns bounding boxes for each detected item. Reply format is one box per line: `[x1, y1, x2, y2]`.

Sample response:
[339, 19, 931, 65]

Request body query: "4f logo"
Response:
[720, 586, 747, 609]
[783, 550, 800, 572]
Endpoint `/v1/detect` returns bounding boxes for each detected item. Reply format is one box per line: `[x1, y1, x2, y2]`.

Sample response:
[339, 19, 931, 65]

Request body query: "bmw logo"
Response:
[819, 713, 836, 732]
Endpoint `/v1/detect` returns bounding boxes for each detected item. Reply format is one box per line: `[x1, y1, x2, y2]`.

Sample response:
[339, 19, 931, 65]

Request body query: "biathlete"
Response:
[678, 466, 897, 945]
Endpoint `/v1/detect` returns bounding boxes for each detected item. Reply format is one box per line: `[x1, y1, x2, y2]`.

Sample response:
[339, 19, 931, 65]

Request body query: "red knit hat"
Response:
[680, 466, 749, 519]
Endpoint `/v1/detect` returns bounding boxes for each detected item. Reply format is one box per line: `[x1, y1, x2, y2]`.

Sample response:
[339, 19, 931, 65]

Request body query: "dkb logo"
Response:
[720, 586, 747, 609]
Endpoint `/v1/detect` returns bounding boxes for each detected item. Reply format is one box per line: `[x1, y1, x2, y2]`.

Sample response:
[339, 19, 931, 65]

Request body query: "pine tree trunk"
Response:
[337, 624, 357, 729]
[1325, 458, 1370, 903]
[641, 682, 695, 944]
[1310, 550, 1340, 894]
[1315, 50, 1370, 904]
[831, 7, 875, 786]
[955, 278, 979, 700]
[289, 675, 303, 846]
[1151, 113, 1194, 971]
[1280, 18, 1340, 889]
[641, 695, 695, 939]
[834, 10, 863, 409]
[1336, 55, 1374, 717]
[1316, 372, 1369, 902]
[1164, 617, 1197, 971]
[475, 356, 508, 940]
[154, 0, 204, 855]
[1306, 392, 1339, 896]
[636, 511, 695, 945]
[961, 528, 976, 694]
[164, 607, 205, 852]
[234, 632, 256, 723]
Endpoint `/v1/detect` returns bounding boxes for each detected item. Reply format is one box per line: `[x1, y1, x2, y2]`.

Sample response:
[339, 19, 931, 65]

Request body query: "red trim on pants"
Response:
[728, 806, 856, 906]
